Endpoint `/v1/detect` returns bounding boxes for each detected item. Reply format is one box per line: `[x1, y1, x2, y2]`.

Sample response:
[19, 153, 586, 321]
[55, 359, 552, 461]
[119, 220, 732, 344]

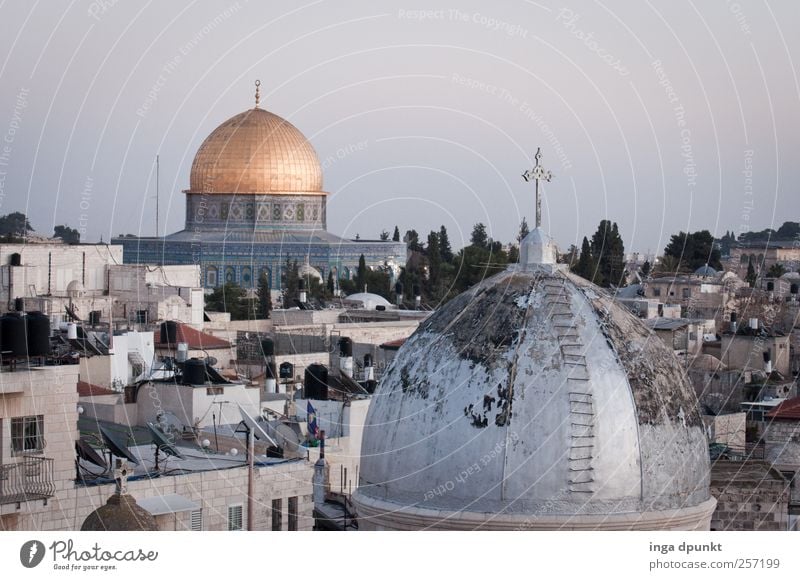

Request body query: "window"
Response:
[652, 288, 661, 297]
[11, 416, 44, 455]
[241, 266, 252, 287]
[682, 288, 691, 299]
[288, 496, 298, 531]
[190, 509, 203, 531]
[206, 386, 224, 396]
[224, 266, 236, 284]
[271, 498, 282, 531]
[206, 266, 218, 287]
[227, 504, 243, 531]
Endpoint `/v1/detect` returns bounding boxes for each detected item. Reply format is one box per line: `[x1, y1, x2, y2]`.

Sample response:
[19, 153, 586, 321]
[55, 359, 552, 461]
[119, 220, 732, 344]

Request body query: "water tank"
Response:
[261, 338, 274, 357]
[183, 358, 207, 385]
[339, 337, 353, 357]
[9, 253, 21, 266]
[160, 321, 179, 344]
[88, 310, 101, 325]
[25, 311, 50, 357]
[67, 322, 78, 340]
[175, 342, 188, 363]
[1, 313, 27, 357]
[279, 361, 294, 380]
[304, 364, 328, 400]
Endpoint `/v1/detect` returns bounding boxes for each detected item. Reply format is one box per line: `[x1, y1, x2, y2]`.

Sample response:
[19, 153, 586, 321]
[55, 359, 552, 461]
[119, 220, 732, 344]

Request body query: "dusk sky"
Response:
[0, 0, 798, 254]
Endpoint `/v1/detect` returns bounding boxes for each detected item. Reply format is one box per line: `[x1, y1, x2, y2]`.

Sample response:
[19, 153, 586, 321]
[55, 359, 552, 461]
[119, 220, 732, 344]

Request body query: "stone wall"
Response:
[710, 461, 790, 531]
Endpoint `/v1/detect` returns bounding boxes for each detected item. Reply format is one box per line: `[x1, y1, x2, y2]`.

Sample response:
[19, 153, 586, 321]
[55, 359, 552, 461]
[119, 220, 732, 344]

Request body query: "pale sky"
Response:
[0, 0, 798, 254]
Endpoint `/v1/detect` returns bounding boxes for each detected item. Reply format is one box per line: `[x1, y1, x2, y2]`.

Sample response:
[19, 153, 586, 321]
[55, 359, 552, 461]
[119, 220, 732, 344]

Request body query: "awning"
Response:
[138, 494, 200, 516]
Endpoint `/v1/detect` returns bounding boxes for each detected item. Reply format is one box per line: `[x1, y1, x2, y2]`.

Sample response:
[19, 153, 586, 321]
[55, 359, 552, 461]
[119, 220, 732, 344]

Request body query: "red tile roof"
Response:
[380, 338, 407, 350]
[155, 322, 230, 350]
[767, 397, 800, 421]
[77, 380, 118, 397]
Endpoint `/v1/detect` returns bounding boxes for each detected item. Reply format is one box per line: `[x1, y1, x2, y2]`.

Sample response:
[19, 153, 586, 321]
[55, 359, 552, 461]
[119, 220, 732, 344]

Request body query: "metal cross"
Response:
[522, 147, 553, 228]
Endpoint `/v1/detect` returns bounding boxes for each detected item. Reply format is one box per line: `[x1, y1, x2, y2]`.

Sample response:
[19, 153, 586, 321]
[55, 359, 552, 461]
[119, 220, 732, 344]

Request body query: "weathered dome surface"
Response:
[694, 264, 717, 276]
[355, 265, 714, 530]
[80, 493, 158, 531]
[187, 108, 323, 194]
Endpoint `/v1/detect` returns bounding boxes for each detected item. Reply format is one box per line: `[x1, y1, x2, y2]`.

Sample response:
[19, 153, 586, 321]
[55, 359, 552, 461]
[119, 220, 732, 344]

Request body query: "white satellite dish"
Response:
[238, 404, 278, 447]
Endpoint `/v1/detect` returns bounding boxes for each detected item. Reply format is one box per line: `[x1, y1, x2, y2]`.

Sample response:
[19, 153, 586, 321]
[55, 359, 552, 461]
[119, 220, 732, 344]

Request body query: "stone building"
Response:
[0, 365, 315, 531]
[114, 85, 406, 293]
[710, 461, 791, 531]
[354, 223, 716, 530]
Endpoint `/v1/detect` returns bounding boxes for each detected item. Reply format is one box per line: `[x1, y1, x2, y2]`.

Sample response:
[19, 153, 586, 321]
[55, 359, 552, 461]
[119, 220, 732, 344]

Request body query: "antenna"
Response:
[99, 425, 140, 465]
[147, 422, 184, 470]
[238, 404, 278, 447]
[155, 154, 160, 237]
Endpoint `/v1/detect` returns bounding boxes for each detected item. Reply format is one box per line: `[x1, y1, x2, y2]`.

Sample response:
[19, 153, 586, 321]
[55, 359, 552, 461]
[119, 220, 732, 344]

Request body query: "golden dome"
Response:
[187, 107, 324, 195]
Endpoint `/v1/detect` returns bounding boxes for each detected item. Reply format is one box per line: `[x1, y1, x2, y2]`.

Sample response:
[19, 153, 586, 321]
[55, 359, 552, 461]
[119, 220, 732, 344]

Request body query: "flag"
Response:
[307, 401, 319, 439]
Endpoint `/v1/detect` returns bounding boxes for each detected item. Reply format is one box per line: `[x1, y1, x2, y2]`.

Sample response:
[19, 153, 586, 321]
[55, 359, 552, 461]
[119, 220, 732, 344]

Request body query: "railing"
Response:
[0, 456, 56, 505]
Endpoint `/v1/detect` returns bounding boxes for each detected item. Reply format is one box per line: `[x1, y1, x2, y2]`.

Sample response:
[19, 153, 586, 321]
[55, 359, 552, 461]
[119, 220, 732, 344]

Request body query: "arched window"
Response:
[241, 266, 253, 287]
[206, 266, 218, 288]
[739, 253, 748, 265]
[224, 266, 236, 284]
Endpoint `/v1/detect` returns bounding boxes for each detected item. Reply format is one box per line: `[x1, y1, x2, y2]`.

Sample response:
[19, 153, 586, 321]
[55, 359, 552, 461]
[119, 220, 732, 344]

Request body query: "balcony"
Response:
[0, 456, 56, 506]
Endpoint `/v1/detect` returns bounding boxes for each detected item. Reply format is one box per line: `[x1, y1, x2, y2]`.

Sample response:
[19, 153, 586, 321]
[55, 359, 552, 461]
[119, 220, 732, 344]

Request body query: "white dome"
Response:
[345, 292, 392, 310]
[66, 279, 86, 298]
[354, 265, 714, 530]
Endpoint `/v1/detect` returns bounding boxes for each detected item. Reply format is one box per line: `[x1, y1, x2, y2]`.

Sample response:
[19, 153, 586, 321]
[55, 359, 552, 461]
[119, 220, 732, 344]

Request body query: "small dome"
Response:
[345, 292, 391, 310]
[690, 354, 726, 372]
[298, 260, 323, 282]
[81, 493, 158, 531]
[694, 264, 717, 276]
[781, 271, 800, 280]
[187, 107, 323, 195]
[66, 280, 85, 298]
[354, 264, 714, 530]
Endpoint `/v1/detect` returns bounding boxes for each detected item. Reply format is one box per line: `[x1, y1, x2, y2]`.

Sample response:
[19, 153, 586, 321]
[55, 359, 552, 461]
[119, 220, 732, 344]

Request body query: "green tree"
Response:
[573, 237, 595, 281]
[281, 259, 300, 308]
[53, 224, 80, 244]
[206, 283, 248, 320]
[356, 254, 368, 291]
[426, 231, 442, 298]
[0, 212, 33, 238]
[392, 226, 400, 242]
[663, 230, 721, 271]
[404, 229, 422, 252]
[470, 223, 488, 249]
[327, 270, 335, 295]
[767, 263, 786, 278]
[439, 225, 453, 263]
[560, 244, 578, 267]
[640, 260, 652, 278]
[746, 257, 757, 287]
[255, 271, 272, 318]
[517, 217, 530, 242]
[590, 220, 625, 287]
[380, 230, 390, 241]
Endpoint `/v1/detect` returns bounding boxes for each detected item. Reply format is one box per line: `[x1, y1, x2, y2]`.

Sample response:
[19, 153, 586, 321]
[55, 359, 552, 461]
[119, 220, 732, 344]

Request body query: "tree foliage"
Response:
[663, 230, 721, 272]
[54, 224, 80, 244]
[206, 283, 249, 320]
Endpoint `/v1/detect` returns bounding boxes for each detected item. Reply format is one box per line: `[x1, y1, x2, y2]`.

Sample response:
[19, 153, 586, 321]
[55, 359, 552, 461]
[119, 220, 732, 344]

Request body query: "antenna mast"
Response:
[155, 154, 160, 237]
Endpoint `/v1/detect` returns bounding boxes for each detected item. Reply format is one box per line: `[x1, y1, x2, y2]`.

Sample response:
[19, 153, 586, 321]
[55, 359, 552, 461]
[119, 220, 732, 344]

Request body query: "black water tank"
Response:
[339, 336, 353, 357]
[25, 312, 50, 357]
[304, 363, 328, 400]
[1, 313, 27, 357]
[160, 320, 179, 344]
[88, 310, 101, 325]
[183, 358, 207, 385]
[9, 253, 21, 266]
[279, 361, 294, 380]
[261, 338, 274, 357]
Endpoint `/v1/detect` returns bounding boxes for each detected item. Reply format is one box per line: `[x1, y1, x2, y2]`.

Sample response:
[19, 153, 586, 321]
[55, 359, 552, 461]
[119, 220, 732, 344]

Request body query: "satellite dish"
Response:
[98, 425, 139, 465]
[147, 423, 184, 459]
[238, 404, 277, 447]
[76, 438, 107, 469]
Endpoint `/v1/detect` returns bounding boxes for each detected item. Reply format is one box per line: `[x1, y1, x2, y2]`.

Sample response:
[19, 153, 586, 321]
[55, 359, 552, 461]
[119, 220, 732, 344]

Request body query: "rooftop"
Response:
[154, 321, 230, 350]
[766, 397, 800, 421]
